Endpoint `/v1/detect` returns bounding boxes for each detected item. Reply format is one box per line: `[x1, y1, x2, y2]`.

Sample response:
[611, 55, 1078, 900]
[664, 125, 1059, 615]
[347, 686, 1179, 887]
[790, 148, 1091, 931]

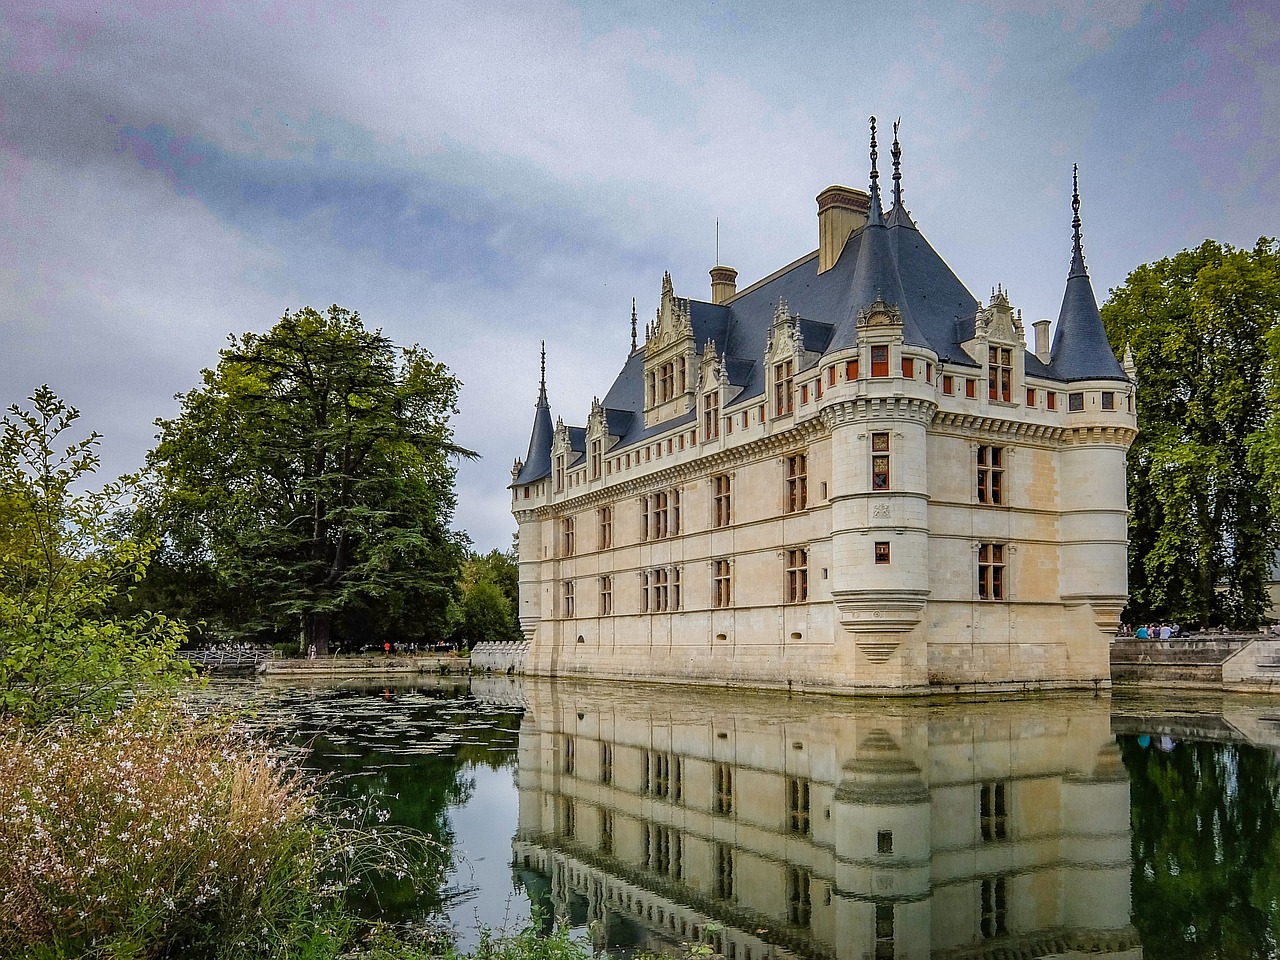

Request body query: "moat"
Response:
[198, 675, 1280, 958]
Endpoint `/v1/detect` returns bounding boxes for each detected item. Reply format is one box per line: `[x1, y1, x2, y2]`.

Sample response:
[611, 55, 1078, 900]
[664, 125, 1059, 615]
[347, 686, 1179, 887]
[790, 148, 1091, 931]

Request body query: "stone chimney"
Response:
[816, 185, 871, 274]
[1033, 319, 1051, 363]
[709, 265, 738, 305]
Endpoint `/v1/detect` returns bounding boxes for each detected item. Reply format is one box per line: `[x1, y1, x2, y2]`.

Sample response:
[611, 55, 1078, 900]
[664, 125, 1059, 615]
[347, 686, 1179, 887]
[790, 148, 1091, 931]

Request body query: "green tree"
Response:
[1102, 239, 1280, 628]
[144, 306, 474, 654]
[454, 548, 521, 646]
[0, 387, 187, 724]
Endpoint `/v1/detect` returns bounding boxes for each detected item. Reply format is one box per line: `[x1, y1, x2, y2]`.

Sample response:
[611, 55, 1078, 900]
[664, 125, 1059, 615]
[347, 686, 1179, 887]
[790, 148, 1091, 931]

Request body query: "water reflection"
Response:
[512, 678, 1141, 959]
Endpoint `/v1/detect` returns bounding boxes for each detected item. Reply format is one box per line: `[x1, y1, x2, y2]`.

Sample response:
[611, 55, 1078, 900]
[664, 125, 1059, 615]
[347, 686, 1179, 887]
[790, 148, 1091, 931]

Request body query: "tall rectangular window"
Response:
[978, 544, 1006, 600]
[561, 580, 575, 617]
[871, 345, 889, 378]
[988, 346, 1012, 402]
[846, 357, 859, 380]
[562, 735, 575, 775]
[786, 548, 809, 603]
[1026, 387, 1036, 407]
[599, 575, 613, 615]
[875, 904, 895, 959]
[713, 559, 732, 608]
[1102, 390, 1115, 410]
[600, 742, 613, 785]
[788, 868, 812, 927]
[598, 505, 612, 549]
[713, 474, 732, 527]
[901, 357, 914, 378]
[599, 808, 614, 855]
[643, 490, 679, 541]
[715, 762, 734, 815]
[715, 843, 735, 900]
[981, 877, 1008, 938]
[554, 453, 566, 492]
[872, 432, 890, 489]
[704, 390, 720, 440]
[977, 446, 1004, 504]
[943, 374, 954, 395]
[590, 439, 602, 479]
[1047, 391, 1057, 411]
[966, 378, 977, 399]
[786, 453, 808, 512]
[647, 750, 671, 797]
[774, 360, 795, 417]
[788, 777, 811, 836]
[561, 516, 575, 556]
[980, 781, 1008, 841]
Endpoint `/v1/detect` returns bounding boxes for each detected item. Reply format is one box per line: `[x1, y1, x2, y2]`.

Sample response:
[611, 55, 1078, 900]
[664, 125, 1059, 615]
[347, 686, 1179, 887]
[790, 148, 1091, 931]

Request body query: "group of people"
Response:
[1126, 623, 1181, 639]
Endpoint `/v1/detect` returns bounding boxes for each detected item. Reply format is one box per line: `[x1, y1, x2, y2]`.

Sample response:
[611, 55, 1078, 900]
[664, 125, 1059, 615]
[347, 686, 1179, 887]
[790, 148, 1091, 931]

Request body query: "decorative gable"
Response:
[643, 272, 698, 428]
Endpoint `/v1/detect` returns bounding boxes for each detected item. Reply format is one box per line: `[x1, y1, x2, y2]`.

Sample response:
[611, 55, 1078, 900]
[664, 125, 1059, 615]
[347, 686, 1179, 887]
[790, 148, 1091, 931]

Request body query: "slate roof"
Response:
[514, 383, 554, 484]
[514, 156, 1126, 471]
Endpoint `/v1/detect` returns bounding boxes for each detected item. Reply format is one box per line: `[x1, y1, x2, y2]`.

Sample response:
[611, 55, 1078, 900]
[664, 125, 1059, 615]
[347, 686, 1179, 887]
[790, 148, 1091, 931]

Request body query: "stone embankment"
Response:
[260, 652, 468, 677]
[1112, 634, 1280, 691]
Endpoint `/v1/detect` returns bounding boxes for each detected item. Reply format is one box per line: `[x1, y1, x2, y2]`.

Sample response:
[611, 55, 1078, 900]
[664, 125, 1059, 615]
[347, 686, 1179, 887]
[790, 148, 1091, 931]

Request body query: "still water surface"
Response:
[201, 675, 1280, 959]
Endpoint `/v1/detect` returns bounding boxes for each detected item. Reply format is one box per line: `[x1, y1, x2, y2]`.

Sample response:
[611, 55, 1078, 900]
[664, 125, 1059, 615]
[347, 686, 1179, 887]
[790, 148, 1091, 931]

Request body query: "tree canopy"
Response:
[143, 306, 473, 653]
[1102, 238, 1280, 628]
[0, 387, 187, 723]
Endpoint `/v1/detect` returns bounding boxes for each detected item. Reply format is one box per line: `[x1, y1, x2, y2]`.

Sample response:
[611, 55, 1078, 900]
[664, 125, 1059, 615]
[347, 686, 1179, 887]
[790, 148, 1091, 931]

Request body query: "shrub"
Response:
[0, 704, 436, 959]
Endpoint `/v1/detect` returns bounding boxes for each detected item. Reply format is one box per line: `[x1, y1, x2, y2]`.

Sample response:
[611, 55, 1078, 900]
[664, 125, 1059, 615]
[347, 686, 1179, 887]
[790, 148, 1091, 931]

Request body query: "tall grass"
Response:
[0, 703, 435, 959]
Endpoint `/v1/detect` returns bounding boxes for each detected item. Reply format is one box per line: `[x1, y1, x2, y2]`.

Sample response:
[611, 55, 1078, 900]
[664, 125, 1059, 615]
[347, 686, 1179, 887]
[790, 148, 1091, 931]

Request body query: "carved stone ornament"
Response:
[646, 271, 694, 353]
[856, 297, 902, 328]
[873, 503, 891, 519]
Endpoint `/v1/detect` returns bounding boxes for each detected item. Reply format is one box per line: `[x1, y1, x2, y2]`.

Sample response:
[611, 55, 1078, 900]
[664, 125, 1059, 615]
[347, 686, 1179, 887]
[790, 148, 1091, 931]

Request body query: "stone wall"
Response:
[470, 640, 530, 674]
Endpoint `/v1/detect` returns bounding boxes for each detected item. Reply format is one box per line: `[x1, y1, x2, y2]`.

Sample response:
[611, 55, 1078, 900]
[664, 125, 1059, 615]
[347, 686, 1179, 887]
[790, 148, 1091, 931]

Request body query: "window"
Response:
[871, 345, 889, 378]
[943, 374, 954, 395]
[1047, 391, 1057, 411]
[704, 391, 720, 439]
[988, 346, 1012, 402]
[1068, 391, 1084, 411]
[977, 446, 1003, 505]
[981, 877, 1008, 938]
[872, 432, 890, 489]
[658, 361, 675, 403]
[554, 452, 566, 492]
[846, 358, 859, 380]
[877, 830, 893, 854]
[875, 542, 891, 564]
[978, 544, 1006, 600]
[590, 439, 602, 479]
[774, 360, 795, 417]
[599, 575, 613, 615]
[1026, 388, 1036, 406]
[901, 357, 914, 378]
[827, 366, 836, 387]
[600, 742, 613, 785]
[787, 868, 812, 927]
[786, 453, 808, 512]
[645, 823, 681, 878]
[713, 559, 732, 608]
[875, 904, 895, 960]
[561, 516, 575, 556]
[715, 843, 735, 900]
[598, 506, 612, 549]
[715, 762, 734, 815]
[925, 362, 934, 383]
[561, 580, 575, 617]
[713, 474, 732, 527]
[980, 781, 1008, 841]
[678, 356, 687, 393]
[1102, 390, 1115, 410]
[562, 798, 576, 839]
[788, 778, 811, 835]
[647, 751, 673, 797]
[642, 489, 680, 541]
[599, 808, 614, 855]
[966, 378, 977, 399]
[786, 548, 809, 603]
[562, 735, 575, 774]
[800, 383, 809, 404]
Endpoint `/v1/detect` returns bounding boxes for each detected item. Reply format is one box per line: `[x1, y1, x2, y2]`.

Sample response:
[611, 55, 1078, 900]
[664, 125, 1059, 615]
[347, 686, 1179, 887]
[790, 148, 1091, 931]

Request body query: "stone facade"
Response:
[511, 124, 1137, 693]
[514, 678, 1140, 959]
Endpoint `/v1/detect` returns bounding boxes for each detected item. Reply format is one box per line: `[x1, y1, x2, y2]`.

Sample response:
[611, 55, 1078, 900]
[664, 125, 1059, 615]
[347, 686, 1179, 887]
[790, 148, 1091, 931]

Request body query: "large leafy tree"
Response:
[144, 306, 473, 654]
[0, 387, 186, 723]
[453, 547, 521, 647]
[1102, 239, 1280, 628]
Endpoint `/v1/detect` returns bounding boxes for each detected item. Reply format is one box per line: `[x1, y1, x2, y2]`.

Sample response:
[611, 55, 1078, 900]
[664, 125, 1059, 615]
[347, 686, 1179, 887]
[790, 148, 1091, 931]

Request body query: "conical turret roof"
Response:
[514, 343, 554, 484]
[1049, 167, 1127, 382]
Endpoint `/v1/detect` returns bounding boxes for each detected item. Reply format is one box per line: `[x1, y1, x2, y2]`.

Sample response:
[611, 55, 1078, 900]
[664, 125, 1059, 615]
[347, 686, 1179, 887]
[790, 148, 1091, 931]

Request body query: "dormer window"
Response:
[589, 439, 602, 480]
[774, 360, 795, 417]
[554, 453, 566, 493]
[704, 391, 720, 440]
[988, 347, 1012, 402]
[871, 346, 889, 377]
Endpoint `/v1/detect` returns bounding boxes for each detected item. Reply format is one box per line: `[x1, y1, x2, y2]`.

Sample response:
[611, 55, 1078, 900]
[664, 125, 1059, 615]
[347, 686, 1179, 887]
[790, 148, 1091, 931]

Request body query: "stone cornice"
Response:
[819, 395, 937, 429]
[530, 418, 829, 517]
[931, 410, 1065, 446]
[1061, 424, 1139, 447]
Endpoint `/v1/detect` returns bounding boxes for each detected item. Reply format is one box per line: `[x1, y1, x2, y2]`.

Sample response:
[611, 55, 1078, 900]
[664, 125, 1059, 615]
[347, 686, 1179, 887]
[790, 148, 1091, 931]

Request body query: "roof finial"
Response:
[539, 340, 547, 401]
[891, 117, 903, 211]
[630, 298, 638, 352]
[868, 116, 884, 224]
[1070, 163, 1087, 277]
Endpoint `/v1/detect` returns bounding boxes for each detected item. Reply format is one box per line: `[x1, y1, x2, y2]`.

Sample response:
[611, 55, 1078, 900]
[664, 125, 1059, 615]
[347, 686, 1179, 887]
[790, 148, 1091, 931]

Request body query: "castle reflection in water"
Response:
[509, 678, 1141, 960]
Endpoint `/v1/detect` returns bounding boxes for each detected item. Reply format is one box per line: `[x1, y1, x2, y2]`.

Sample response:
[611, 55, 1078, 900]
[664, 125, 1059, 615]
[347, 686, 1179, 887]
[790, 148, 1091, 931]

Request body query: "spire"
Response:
[1049, 166, 1127, 382]
[886, 118, 916, 229]
[630, 299, 638, 352]
[867, 116, 884, 225]
[1069, 162, 1086, 278]
[515, 342, 555, 484]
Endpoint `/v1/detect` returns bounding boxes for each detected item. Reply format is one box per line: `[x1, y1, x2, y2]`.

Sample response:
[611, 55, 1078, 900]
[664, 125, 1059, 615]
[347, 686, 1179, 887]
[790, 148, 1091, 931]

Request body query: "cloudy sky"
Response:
[2, 0, 1277, 550]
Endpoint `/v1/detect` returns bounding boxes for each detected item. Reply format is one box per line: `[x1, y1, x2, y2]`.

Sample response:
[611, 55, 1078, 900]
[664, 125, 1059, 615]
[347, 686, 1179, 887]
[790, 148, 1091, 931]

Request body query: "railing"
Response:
[179, 648, 272, 671]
